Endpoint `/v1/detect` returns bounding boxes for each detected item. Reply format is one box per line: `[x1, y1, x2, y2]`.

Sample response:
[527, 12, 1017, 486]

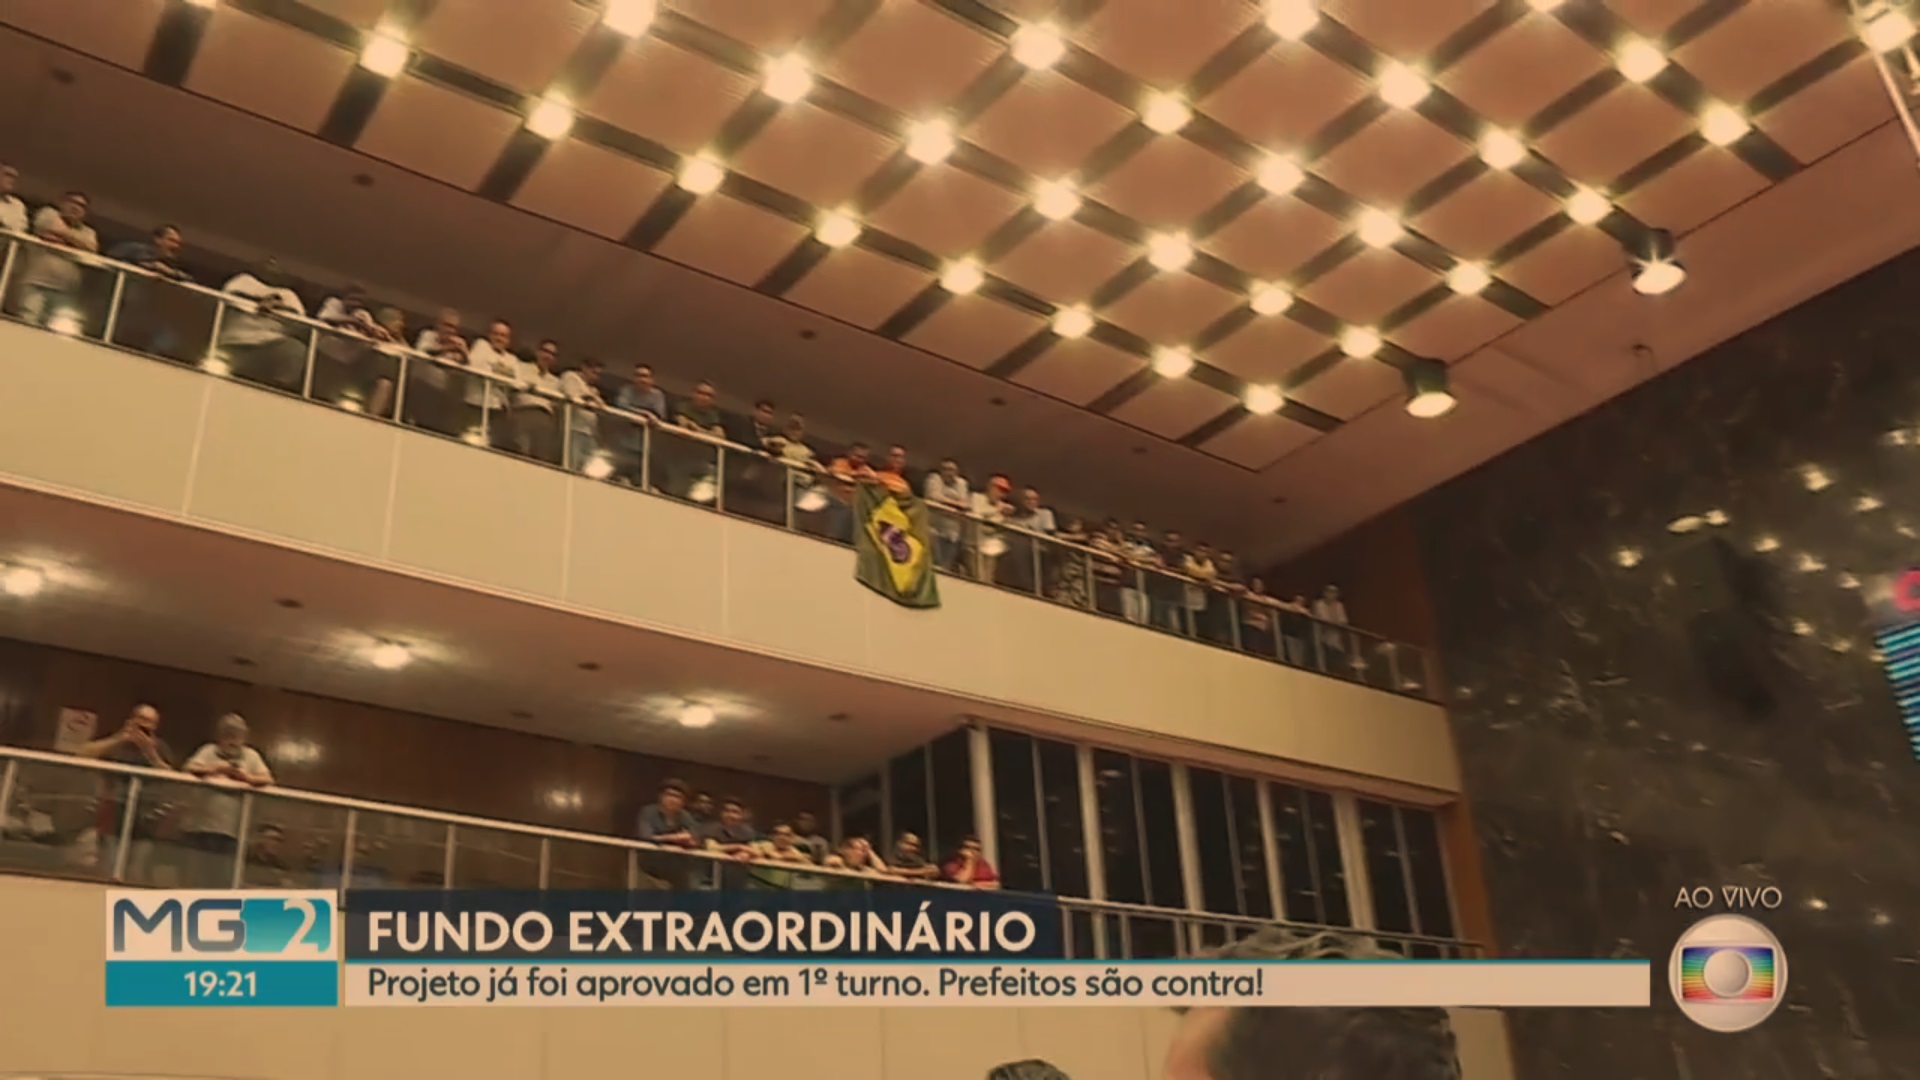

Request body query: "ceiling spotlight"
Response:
[1446, 262, 1492, 296]
[526, 95, 575, 140]
[677, 154, 726, 194]
[1265, 0, 1319, 40]
[1151, 346, 1195, 379]
[359, 28, 410, 78]
[815, 208, 861, 248]
[1377, 61, 1430, 109]
[1356, 207, 1403, 248]
[1146, 232, 1194, 272]
[1010, 22, 1066, 69]
[763, 53, 814, 104]
[1478, 129, 1526, 170]
[1526, 0, 1565, 9]
[1, 565, 45, 598]
[1403, 357, 1457, 419]
[905, 118, 956, 164]
[1862, 6, 1918, 51]
[940, 258, 985, 294]
[1141, 91, 1192, 134]
[678, 702, 716, 729]
[1052, 305, 1094, 339]
[1699, 102, 1750, 147]
[1255, 153, 1304, 195]
[1801, 464, 1833, 491]
[1244, 383, 1284, 415]
[184, 0, 218, 7]
[1249, 282, 1293, 315]
[1630, 229, 1685, 296]
[603, 0, 657, 36]
[1032, 178, 1082, 221]
[1339, 326, 1382, 358]
[368, 642, 412, 671]
[1566, 186, 1611, 225]
[1615, 37, 1667, 83]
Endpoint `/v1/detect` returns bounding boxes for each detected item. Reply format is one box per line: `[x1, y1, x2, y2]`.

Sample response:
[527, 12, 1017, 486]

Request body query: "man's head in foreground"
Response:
[1164, 930, 1461, 1080]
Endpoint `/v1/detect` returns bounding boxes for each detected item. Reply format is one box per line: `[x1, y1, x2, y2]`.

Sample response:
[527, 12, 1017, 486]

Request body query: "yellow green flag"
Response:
[854, 482, 941, 608]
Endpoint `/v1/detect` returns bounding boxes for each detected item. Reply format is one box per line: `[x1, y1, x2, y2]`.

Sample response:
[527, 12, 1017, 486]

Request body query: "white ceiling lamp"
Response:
[1861, 5, 1917, 51]
[1525, 0, 1565, 10]
[1151, 346, 1195, 379]
[678, 702, 716, 729]
[602, 0, 657, 36]
[0, 565, 44, 598]
[1243, 383, 1284, 415]
[1032, 178, 1082, 221]
[1377, 61, 1430, 109]
[677, 153, 726, 194]
[525, 95, 576, 140]
[184, 0, 218, 8]
[1249, 281, 1293, 315]
[1146, 231, 1194, 272]
[940, 258, 985, 294]
[1052, 305, 1095, 339]
[1699, 102, 1750, 147]
[1255, 153, 1304, 195]
[1265, 0, 1318, 40]
[815, 208, 861, 248]
[1565, 186, 1611, 225]
[762, 53, 814, 104]
[1010, 22, 1066, 70]
[1478, 128, 1527, 170]
[1629, 228, 1686, 296]
[1403, 358, 1457, 418]
[368, 642, 412, 671]
[1339, 326, 1382, 358]
[1355, 207, 1403, 248]
[1141, 91, 1192, 134]
[1615, 37, 1667, 83]
[1446, 262, 1492, 296]
[905, 118, 956, 164]
[359, 27, 410, 78]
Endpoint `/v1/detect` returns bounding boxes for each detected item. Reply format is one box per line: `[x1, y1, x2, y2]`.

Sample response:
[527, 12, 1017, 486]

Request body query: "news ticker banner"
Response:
[105, 890, 1652, 1009]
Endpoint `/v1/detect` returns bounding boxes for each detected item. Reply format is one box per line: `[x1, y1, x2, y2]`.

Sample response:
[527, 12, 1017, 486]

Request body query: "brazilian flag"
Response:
[854, 482, 941, 608]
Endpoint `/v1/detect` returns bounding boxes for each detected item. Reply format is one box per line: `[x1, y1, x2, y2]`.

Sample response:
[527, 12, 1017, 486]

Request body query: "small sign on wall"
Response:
[53, 707, 98, 752]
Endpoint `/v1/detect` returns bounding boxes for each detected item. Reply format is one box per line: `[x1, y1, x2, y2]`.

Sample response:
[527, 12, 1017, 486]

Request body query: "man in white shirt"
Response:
[559, 356, 607, 473]
[465, 319, 520, 448]
[969, 474, 1014, 581]
[13, 190, 99, 328]
[180, 713, 273, 887]
[1312, 584, 1354, 677]
[1003, 486, 1057, 593]
[923, 458, 970, 571]
[217, 259, 309, 391]
[510, 338, 564, 462]
[409, 308, 468, 435]
[0, 164, 30, 234]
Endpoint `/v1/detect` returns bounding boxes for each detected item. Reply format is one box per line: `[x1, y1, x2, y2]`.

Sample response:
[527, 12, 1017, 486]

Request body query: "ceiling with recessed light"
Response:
[0, 0, 1916, 562]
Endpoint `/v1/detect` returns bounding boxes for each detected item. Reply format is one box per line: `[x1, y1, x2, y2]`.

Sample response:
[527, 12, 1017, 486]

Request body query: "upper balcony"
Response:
[0, 232, 1458, 795]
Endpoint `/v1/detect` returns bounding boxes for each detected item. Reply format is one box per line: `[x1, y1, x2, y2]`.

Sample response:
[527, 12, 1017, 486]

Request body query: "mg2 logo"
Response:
[107, 891, 335, 959]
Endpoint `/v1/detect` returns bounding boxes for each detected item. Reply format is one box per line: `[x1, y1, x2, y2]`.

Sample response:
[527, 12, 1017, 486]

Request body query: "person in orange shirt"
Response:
[824, 442, 876, 542]
[875, 443, 913, 497]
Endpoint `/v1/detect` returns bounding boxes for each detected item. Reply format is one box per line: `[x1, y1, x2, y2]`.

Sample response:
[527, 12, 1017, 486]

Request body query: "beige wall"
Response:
[0, 324, 1459, 793]
[0, 875, 1514, 1080]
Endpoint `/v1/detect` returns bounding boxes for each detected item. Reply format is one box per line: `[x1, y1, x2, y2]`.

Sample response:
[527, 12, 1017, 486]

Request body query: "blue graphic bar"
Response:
[1873, 623, 1920, 761]
[105, 960, 339, 1007]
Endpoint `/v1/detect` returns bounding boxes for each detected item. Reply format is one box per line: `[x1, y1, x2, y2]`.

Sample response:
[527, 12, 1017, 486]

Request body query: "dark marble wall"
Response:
[1413, 250, 1920, 1077]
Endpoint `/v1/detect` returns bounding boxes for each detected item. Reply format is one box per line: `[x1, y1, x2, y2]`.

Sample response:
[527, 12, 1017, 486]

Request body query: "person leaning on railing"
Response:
[76, 702, 176, 873]
[407, 309, 469, 436]
[12, 190, 98, 329]
[179, 713, 273, 887]
[0, 162, 27, 234]
[217, 257, 310, 391]
[104, 224, 192, 359]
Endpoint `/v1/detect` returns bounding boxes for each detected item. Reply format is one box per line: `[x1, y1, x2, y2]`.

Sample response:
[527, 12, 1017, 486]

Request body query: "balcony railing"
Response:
[0, 745, 1479, 960]
[0, 230, 1436, 699]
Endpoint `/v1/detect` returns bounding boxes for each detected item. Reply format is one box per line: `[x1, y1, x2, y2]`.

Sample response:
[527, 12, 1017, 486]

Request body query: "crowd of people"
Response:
[0, 169, 1395, 682]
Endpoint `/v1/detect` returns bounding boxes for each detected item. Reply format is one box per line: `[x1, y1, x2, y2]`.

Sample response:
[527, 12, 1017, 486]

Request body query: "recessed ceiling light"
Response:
[368, 642, 412, 670]
[1632, 258, 1686, 296]
[678, 702, 716, 729]
[1010, 22, 1066, 69]
[1447, 262, 1492, 295]
[1699, 102, 1749, 146]
[1141, 91, 1191, 134]
[1249, 282, 1293, 315]
[1526, 0, 1564, 10]
[1151, 346, 1195, 379]
[941, 258, 984, 294]
[1616, 37, 1667, 83]
[1146, 232, 1193, 271]
[1244, 383, 1283, 415]
[1377, 61, 1430, 108]
[1339, 326, 1381, 358]
[1478, 128, 1526, 170]
[905, 118, 956, 164]
[1265, 0, 1318, 40]
[1403, 358, 1457, 419]
[359, 29, 409, 78]
[1566, 187, 1611, 225]
[1052, 305, 1094, 339]
[763, 53, 814, 104]
[1356, 207, 1403, 248]
[603, 0, 657, 36]
[1255, 153, 1304, 195]
[815, 208, 861, 248]
[526, 95, 575, 140]
[1032, 178, 1081, 221]
[1862, 7, 1917, 51]
[1, 566, 44, 598]
[677, 154, 726, 194]
[184, 0, 218, 8]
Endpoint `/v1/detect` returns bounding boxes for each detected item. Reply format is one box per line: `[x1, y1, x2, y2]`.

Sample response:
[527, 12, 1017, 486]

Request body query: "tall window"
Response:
[888, 747, 929, 850]
[1189, 768, 1277, 920]
[838, 773, 881, 847]
[1035, 738, 1087, 897]
[1361, 800, 1456, 953]
[1228, 776, 1274, 920]
[1269, 783, 1351, 927]
[1092, 748, 1142, 904]
[927, 728, 974, 861]
[989, 729, 1045, 892]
